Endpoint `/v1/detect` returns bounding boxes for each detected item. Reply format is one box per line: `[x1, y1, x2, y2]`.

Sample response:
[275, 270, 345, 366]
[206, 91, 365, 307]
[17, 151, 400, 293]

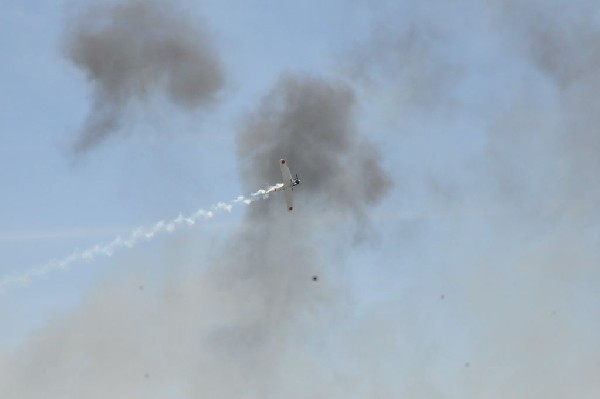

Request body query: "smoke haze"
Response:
[65, 0, 224, 153]
[0, 73, 390, 397]
[347, 0, 600, 396]
[2, 0, 600, 398]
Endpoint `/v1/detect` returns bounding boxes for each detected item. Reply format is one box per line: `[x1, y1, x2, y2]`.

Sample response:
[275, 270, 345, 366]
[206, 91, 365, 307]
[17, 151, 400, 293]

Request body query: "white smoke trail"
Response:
[0, 188, 273, 292]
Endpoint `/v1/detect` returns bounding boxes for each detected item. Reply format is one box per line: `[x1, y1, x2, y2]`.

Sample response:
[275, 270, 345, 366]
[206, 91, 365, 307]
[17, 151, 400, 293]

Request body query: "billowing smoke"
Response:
[238, 75, 390, 218]
[210, 76, 392, 357]
[198, 74, 392, 379]
[65, 0, 223, 152]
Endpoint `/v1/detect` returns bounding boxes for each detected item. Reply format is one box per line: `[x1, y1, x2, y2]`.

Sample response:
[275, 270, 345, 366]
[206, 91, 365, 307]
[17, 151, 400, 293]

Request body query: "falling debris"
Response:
[312, 275, 318, 282]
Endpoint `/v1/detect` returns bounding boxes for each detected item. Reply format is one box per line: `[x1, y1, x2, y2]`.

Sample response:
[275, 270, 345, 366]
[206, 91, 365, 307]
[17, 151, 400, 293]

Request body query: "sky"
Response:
[1, 0, 599, 398]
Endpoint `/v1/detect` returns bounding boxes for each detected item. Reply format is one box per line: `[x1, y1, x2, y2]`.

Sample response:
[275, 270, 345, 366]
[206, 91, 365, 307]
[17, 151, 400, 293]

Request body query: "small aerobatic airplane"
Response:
[265, 159, 300, 211]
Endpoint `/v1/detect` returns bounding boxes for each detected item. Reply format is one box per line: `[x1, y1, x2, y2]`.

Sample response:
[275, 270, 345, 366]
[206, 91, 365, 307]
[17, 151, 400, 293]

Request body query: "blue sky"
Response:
[1, 0, 600, 397]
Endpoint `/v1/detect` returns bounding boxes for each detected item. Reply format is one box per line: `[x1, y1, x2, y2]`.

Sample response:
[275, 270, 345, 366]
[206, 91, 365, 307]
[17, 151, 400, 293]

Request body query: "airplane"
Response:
[265, 159, 300, 211]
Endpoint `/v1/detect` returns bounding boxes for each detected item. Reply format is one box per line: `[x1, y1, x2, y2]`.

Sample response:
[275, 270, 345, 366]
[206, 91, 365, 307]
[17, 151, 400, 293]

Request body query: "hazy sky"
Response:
[1, 0, 599, 398]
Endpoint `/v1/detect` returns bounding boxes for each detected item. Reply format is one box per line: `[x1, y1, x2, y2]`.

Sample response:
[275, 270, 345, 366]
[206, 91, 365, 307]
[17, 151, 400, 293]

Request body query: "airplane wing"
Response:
[279, 159, 293, 185]
[280, 159, 294, 211]
[284, 186, 293, 211]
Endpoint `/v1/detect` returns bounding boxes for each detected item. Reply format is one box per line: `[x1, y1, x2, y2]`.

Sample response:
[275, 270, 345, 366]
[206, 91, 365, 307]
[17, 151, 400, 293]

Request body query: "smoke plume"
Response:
[237, 75, 390, 219]
[0, 192, 266, 292]
[65, 0, 224, 152]
[200, 74, 392, 382]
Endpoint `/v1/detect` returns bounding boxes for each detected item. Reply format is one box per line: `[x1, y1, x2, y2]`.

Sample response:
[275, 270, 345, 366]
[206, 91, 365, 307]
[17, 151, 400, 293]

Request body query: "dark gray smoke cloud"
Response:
[178, 75, 392, 394]
[65, 0, 224, 152]
[237, 75, 390, 219]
